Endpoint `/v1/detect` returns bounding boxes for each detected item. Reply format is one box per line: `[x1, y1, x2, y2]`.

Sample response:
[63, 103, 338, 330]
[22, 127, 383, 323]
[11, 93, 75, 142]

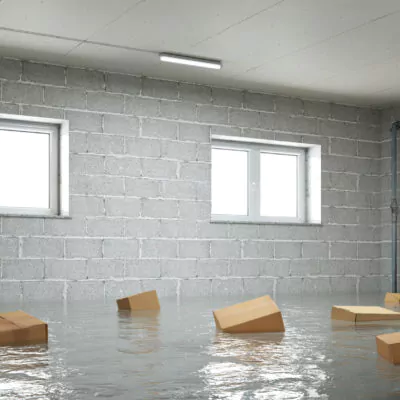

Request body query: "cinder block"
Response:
[358, 243, 380, 260]
[358, 141, 380, 158]
[290, 260, 320, 276]
[65, 238, 102, 258]
[180, 162, 210, 181]
[44, 86, 86, 109]
[141, 278, 178, 297]
[259, 260, 290, 278]
[359, 108, 381, 126]
[303, 100, 330, 118]
[210, 240, 241, 259]
[322, 172, 357, 191]
[213, 295, 284, 333]
[159, 99, 196, 121]
[178, 240, 210, 258]
[104, 114, 139, 135]
[197, 143, 211, 162]
[243, 92, 274, 111]
[22, 105, 64, 119]
[327, 207, 358, 225]
[212, 278, 243, 295]
[66, 110, 102, 132]
[104, 280, 141, 299]
[180, 279, 212, 296]
[212, 87, 243, 107]
[67, 281, 105, 301]
[229, 109, 260, 128]
[243, 241, 274, 258]
[125, 137, 161, 157]
[142, 158, 177, 179]
[210, 124, 241, 137]
[197, 259, 229, 277]
[125, 178, 161, 198]
[275, 115, 318, 134]
[376, 332, 400, 364]
[22, 237, 63, 258]
[70, 154, 105, 175]
[302, 242, 329, 259]
[275, 97, 303, 115]
[87, 91, 124, 113]
[87, 259, 124, 278]
[198, 105, 228, 124]
[331, 306, 400, 322]
[160, 220, 198, 238]
[70, 132, 88, 153]
[230, 259, 259, 277]
[44, 218, 86, 237]
[105, 197, 140, 217]
[143, 78, 178, 99]
[303, 277, 331, 294]
[103, 239, 139, 259]
[330, 104, 358, 122]
[117, 290, 160, 310]
[275, 242, 302, 259]
[71, 195, 104, 216]
[258, 113, 276, 130]
[330, 242, 357, 259]
[125, 259, 161, 278]
[106, 73, 140, 94]
[161, 140, 197, 161]
[2, 259, 45, 280]
[0, 102, 19, 114]
[358, 277, 381, 293]
[2, 82, 43, 104]
[179, 123, 210, 143]
[276, 277, 303, 295]
[67, 67, 105, 90]
[179, 201, 210, 221]
[105, 156, 140, 176]
[125, 219, 161, 238]
[180, 83, 211, 104]
[161, 259, 197, 278]
[162, 181, 197, 200]
[142, 119, 178, 139]
[86, 217, 125, 237]
[243, 278, 275, 295]
[23, 281, 64, 301]
[45, 259, 87, 280]
[197, 221, 230, 239]
[125, 96, 159, 117]
[0, 281, 22, 303]
[23, 61, 65, 85]
[330, 138, 357, 156]
[2, 218, 43, 235]
[0, 58, 21, 80]
[196, 181, 211, 201]
[0, 311, 48, 346]
[319, 120, 358, 139]
[141, 239, 177, 258]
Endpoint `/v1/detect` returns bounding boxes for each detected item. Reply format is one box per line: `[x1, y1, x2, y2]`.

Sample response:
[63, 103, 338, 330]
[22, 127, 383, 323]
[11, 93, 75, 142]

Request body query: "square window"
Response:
[0, 115, 69, 217]
[211, 137, 320, 224]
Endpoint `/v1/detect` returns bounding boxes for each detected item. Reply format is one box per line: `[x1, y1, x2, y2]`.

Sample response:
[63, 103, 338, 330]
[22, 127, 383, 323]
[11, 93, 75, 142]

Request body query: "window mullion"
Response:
[248, 149, 260, 220]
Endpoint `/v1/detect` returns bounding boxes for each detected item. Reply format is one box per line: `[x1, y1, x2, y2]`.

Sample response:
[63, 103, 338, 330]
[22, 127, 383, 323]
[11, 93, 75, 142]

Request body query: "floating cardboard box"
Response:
[213, 295, 285, 333]
[0, 310, 48, 346]
[117, 290, 160, 311]
[385, 293, 400, 305]
[331, 306, 400, 322]
[376, 332, 400, 364]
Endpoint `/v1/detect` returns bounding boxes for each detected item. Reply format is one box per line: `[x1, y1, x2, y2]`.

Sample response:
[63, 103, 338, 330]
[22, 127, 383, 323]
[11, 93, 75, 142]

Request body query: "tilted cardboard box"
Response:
[117, 290, 160, 311]
[0, 310, 48, 346]
[331, 306, 400, 322]
[385, 293, 400, 305]
[376, 332, 400, 364]
[213, 295, 285, 333]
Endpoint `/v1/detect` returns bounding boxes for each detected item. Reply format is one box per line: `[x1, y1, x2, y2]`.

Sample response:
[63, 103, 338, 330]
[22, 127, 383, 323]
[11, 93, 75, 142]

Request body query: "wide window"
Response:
[211, 138, 315, 224]
[0, 115, 69, 217]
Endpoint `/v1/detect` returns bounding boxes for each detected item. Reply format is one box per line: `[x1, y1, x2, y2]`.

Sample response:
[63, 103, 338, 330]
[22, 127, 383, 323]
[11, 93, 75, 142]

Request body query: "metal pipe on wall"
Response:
[391, 121, 400, 293]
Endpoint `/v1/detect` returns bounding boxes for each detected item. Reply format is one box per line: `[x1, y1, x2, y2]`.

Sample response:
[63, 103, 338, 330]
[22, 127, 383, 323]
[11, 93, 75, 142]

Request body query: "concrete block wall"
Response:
[0, 58, 384, 302]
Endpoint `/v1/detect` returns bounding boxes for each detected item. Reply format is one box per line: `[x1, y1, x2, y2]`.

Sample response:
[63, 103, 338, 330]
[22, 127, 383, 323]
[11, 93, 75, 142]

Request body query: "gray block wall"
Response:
[0, 58, 385, 302]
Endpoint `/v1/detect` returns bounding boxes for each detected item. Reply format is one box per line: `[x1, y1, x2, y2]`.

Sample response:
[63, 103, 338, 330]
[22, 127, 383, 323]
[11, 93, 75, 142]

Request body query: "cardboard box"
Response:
[117, 290, 160, 311]
[376, 332, 400, 364]
[331, 306, 400, 322]
[0, 310, 48, 346]
[213, 295, 285, 333]
[385, 293, 400, 305]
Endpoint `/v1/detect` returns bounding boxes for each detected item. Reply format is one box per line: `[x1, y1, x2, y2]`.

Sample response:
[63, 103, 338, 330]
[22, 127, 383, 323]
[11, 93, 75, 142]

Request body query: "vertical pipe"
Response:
[391, 122, 399, 293]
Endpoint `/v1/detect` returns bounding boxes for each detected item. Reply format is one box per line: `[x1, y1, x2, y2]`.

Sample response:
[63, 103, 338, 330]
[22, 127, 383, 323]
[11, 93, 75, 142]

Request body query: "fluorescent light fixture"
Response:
[159, 53, 222, 70]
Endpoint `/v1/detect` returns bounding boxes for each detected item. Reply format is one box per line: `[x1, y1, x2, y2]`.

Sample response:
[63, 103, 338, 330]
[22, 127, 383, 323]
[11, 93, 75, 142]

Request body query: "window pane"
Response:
[212, 148, 248, 215]
[0, 130, 50, 209]
[260, 152, 298, 218]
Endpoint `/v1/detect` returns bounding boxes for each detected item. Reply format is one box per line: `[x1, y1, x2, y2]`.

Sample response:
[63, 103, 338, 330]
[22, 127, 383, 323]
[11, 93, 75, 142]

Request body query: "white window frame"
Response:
[0, 114, 69, 217]
[211, 138, 308, 224]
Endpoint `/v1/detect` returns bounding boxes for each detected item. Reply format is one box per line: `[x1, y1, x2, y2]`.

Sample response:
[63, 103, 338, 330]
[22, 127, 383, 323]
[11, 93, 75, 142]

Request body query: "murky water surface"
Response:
[1, 294, 400, 399]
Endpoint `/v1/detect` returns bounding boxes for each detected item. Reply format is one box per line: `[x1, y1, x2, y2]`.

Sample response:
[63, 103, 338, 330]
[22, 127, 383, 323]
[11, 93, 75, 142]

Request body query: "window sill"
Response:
[211, 219, 322, 226]
[0, 214, 71, 219]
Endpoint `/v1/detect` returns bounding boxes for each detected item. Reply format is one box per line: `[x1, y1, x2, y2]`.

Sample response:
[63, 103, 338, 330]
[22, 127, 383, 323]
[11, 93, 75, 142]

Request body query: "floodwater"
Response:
[1, 294, 400, 399]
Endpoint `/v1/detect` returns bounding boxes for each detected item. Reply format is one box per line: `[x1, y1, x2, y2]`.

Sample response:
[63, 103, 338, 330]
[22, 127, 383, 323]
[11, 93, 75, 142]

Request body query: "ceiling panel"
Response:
[194, 0, 400, 72]
[89, 0, 282, 51]
[0, 0, 140, 40]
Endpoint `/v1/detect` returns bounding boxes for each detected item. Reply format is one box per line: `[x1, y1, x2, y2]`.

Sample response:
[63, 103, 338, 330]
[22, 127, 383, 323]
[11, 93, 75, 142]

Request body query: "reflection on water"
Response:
[0, 294, 399, 399]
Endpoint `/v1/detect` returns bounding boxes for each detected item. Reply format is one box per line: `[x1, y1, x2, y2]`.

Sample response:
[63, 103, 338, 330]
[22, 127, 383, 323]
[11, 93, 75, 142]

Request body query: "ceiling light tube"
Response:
[159, 53, 222, 70]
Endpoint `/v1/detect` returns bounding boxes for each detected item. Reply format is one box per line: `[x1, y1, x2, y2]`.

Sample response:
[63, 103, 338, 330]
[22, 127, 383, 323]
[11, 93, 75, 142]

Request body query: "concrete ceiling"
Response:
[0, 0, 399, 106]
